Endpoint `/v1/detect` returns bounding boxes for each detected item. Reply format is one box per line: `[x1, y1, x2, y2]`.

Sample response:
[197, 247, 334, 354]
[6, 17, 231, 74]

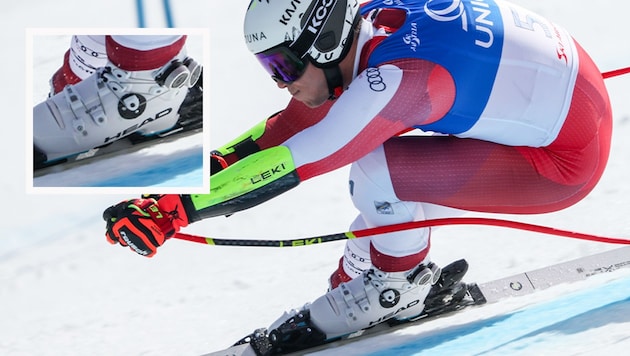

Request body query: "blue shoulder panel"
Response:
[361, 0, 504, 134]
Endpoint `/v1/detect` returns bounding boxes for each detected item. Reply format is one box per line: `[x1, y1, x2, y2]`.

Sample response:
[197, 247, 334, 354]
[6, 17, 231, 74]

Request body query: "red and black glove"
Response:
[103, 195, 189, 257]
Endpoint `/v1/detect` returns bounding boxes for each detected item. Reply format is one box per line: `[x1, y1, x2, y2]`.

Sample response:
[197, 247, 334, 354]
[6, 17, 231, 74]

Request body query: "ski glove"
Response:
[103, 195, 189, 257]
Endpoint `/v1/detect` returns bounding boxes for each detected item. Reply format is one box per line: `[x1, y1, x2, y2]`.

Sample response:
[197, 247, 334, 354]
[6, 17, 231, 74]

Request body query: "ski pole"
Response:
[163, 0, 174, 28]
[135, 0, 175, 28]
[602, 66, 630, 79]
[173, 217, 630, 248]
[135, 0, 146, 28]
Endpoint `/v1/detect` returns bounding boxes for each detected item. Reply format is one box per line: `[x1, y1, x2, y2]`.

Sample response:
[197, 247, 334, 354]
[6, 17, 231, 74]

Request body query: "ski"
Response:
[33, 125, 203, 177]
[204, 246, 630, 356]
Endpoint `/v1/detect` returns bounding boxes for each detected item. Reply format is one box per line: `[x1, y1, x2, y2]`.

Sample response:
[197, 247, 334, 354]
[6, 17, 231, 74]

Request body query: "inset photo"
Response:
[27, 28, 210, 194]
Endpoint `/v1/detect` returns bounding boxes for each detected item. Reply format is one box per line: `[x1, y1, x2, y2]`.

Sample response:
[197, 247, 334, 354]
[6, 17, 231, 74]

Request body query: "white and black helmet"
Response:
[244, 0, 361, 98]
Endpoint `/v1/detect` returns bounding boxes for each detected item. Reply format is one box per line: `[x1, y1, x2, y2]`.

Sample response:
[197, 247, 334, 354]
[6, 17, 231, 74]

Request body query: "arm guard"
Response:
[213, 115, 271, 159]
[185, 145, 300, 221]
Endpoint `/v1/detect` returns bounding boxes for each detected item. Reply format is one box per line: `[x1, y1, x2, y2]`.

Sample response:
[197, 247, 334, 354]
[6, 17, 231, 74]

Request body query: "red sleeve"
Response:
[287, 59, 455, 181]
[222, 59, 455, 182]
[256, 99, 334, 149]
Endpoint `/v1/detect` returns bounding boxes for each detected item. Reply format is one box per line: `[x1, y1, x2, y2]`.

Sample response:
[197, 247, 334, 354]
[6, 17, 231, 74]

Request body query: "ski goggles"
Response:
[254, 45, 308, 84]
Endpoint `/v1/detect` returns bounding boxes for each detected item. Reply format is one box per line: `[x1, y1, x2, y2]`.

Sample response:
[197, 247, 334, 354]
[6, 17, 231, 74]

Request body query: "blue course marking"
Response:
[90, 153, 202, 187]
[368, 274, 630, 355]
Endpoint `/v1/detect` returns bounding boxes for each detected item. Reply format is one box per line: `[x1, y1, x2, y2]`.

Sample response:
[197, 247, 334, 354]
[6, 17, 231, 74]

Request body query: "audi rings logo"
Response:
[365, 68, 386, 92]
[424, 0, 465, 21]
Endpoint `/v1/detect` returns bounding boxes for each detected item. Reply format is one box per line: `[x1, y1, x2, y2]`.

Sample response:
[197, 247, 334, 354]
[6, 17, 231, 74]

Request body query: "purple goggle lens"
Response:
[255, 46, 307, 83]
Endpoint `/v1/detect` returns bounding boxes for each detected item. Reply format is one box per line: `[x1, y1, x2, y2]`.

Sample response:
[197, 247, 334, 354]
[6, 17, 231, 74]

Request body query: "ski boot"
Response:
[234, 260, 481, 355]
[391, 258, 477, 325]
[33, 52, 201, 169]
[240, 261, 441, 355]
[128, 68, 203, 145]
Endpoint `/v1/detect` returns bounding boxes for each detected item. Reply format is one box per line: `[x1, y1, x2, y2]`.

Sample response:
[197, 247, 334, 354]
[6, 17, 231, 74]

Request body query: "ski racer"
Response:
[33, 35, 202, 168]
[103, 0, 613, 346]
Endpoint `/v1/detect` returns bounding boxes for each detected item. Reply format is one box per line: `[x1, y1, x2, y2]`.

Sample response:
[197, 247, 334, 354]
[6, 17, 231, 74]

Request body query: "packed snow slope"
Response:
[1, 1, 629, 355]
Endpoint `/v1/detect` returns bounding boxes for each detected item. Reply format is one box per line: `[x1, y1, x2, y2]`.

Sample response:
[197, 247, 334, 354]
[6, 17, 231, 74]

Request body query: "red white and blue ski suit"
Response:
[204, 0, 612, 284]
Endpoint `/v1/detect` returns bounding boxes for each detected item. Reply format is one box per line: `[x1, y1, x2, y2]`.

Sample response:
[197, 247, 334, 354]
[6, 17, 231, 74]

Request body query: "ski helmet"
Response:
[244, 0, 361, 88]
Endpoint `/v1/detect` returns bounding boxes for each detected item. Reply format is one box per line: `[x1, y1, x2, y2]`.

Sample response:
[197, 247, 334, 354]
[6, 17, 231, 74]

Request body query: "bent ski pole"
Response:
[173, 217, 630, 247]
[602, 66, 630, 79]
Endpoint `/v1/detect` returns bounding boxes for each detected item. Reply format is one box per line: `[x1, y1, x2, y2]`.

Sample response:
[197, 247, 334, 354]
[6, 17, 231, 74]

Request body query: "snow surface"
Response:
[2, 0, 630, 355]
[32, 132, 204, 190]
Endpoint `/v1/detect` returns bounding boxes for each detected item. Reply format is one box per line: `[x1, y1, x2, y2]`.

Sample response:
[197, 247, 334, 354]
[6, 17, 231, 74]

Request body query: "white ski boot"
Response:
[270, 262, 440, 341]
[33, 52, 201, 166]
